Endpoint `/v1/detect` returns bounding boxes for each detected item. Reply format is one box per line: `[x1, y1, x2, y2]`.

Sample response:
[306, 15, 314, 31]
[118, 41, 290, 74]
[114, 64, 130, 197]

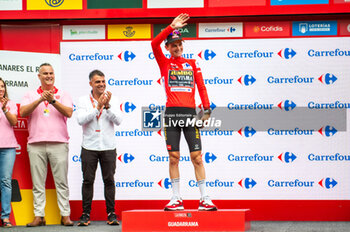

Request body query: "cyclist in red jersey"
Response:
[151, 13, 217, 211]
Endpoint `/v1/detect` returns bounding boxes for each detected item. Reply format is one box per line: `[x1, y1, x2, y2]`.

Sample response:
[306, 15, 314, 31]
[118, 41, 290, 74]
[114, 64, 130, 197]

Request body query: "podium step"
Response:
[122, 209, 251, 232]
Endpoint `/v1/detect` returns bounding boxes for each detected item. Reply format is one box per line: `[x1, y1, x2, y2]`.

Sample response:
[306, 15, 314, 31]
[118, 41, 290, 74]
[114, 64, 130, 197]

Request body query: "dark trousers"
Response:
[81, 147, 117, 214]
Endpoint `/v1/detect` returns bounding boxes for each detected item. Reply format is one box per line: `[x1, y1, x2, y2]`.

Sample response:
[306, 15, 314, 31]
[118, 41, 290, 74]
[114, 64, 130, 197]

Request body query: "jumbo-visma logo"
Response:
[198, 49, 216, 61]
[318, 73, 337, 85]
[278, 48, 297, 59]
[319, 178, 337, 189]
[238, 178, 257, 189]
[120, 102, 136, 113]
[238, 74, 256, 86]
[318, 126, 337, 137]
[203, 152, 217, 163]
[278, 152, 297, 163]
[238, 126, 256, 137]
[118, 153, 135, 163]
[278, 100, 296, 111]
[118, 51, 136, 62]
[158, 178, 172, 189]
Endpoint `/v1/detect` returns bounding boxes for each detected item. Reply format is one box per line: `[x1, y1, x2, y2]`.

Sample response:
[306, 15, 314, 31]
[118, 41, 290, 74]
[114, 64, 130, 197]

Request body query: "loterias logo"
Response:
[238, 178, 257, 189]
[118, 51, 136, 62]
[45, 0, 64, 7]
[278, 48, 297, 59]
[238, 126, 256, 137]
[198, 49, 216, 60]
[278, 100, 296, 111]
[278, 152, 297, 163]
[118, 153, 135, 163]
[120, 102, 136, 113]
[318, 126, 337, 137]
[203, 152, 217, 163]
[319, 178, 337, 189]
[238, 74, 256, 86]
[158, 178, 172, 189]
[318, 73, 337, 85]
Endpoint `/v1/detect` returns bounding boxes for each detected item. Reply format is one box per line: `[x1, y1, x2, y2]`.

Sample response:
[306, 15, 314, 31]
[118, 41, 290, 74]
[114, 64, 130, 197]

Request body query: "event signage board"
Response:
[271, 0, 329, 5]
[292, 21, 337, 36]
[198, 23, 243, 38]
[62, 25, 106, 40]
[0, 0, 22, 10]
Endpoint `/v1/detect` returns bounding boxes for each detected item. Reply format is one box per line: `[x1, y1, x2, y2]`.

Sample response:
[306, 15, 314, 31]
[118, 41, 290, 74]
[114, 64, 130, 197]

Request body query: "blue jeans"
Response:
[0, 148, 16, 219]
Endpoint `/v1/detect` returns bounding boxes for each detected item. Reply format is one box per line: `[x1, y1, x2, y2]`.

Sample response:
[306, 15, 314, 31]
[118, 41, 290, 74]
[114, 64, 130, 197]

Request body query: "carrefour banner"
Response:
[61, 37, 350, 201]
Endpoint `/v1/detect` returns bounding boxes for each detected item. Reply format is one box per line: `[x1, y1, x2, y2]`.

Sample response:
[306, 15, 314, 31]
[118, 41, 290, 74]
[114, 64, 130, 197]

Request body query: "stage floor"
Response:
[6, 221, 350, 232]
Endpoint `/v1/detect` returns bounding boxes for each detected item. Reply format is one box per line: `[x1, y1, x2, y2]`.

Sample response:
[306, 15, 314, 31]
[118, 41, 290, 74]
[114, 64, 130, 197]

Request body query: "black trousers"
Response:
[81, 147, 117, 214]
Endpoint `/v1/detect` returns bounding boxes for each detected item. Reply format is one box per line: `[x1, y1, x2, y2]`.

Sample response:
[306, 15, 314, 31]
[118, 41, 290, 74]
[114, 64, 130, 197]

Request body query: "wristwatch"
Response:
[204, 108, 212, 115]
[50, 99, 56, 104]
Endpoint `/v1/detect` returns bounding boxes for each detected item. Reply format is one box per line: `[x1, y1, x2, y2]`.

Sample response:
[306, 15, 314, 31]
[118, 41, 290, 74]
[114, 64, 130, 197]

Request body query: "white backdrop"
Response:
[60, 37, 350, 200]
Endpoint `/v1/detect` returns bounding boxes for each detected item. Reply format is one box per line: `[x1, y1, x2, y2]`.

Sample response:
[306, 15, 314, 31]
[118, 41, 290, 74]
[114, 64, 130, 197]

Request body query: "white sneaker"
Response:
[164, 196, 184, 211]
[198, 196, 217, 211]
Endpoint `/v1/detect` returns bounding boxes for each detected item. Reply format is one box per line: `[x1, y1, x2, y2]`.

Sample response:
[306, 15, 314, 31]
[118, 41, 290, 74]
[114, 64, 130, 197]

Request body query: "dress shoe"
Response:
[61, 216, 74, 226]
[26, 216, 46, 227]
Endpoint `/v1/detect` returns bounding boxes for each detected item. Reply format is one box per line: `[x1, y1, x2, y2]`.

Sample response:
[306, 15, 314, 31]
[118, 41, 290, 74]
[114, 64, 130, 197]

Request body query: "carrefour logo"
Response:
[308, 101, 350, 109]
[203, 152, 217, 163]
[158, 178, 172, 189]
[318, 126, 337, 137]
[116, 180, 154, 188]
[268, 179, 315, 187]
[227, 50, 273, 59]
[278, 100, 296, 111]
[115, 129, 153, 137]
[68, 53, 114, 61]
[45, 0, 64, 7]
[278, 48, 297, 59]
[120, 102, 136, 113]
[238, 126, 256, 137]
[200, 129, 234, 136]
[308, 153, 350, 161]
[278, 152, 297, 163]
[238, 178, 257, 189]
[118, 153, 135, 163]
[238, 75, 256, 86]
[318, 73, 337, 85]
[118, 51, 136, 62]
[198, 49, 216, 60]
[308, 48, 350, 57]
[228, 153, 273, 162]
[72, 155, 81, 162]
[267, 128, 314, 136]
[148, 52, 194, 60]
[267, 75, 315, 84]
[108, 77, 153, 86]
[189, 179, 234, 188]
[149, 154, 190, 162]
[319, 178, 337, 189]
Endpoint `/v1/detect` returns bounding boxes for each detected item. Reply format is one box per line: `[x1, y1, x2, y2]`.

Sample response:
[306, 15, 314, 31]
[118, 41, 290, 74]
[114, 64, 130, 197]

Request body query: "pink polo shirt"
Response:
[21, 87, 72, 144]
[0, 100, 18, 148]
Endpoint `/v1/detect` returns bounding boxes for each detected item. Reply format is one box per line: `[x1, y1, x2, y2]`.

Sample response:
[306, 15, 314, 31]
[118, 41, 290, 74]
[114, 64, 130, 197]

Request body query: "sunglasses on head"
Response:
[170, 30, 181, 36]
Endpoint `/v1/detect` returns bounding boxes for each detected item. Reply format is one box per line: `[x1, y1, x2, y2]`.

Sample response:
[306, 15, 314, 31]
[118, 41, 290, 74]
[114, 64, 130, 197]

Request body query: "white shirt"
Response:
[76, 94, 123, 151]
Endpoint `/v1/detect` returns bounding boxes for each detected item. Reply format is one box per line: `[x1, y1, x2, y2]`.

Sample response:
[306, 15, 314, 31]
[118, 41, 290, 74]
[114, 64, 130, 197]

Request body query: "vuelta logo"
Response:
[158, 178, 172, 189]
[45, 0, 64, 7]
[120, 102, 136, 113]
[278, 48, 297, 59]
[319, 178, 337, 189]
[118, 153, 135, 163]
[238, 178, 257, 189]
[118, 51, 136, 62]
[318, 126, 337, 137]
[237, 74, 256, 86]
[203, 152, 217, 163]
[318, 73, 337, 85]
[278, 152, 297, 163]
[238, 126, 256, 137]
[278, 100, 296, 111]
[198, 49, 216, 61]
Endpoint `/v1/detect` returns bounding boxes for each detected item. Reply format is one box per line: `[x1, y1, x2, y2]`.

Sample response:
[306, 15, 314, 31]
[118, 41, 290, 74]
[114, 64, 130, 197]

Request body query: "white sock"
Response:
[171, 178, 180, 198]
[197, 179, 207, 199]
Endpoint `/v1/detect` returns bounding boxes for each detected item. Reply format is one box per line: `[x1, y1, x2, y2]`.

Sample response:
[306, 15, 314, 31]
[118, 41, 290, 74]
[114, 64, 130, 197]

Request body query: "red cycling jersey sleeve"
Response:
[151, 25, 210, 110]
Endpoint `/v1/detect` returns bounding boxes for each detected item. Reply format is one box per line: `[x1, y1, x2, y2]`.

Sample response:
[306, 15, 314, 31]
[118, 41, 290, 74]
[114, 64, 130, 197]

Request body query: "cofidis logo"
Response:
[245, 22, 290, 38]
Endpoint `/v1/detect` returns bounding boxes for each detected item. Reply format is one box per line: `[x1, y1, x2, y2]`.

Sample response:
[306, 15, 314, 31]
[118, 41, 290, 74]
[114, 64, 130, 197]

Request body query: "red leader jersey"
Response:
[151, 25, 210, 110]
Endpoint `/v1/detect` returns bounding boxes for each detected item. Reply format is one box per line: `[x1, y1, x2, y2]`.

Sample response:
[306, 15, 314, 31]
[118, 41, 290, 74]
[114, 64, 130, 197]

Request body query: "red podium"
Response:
[122, 209, 251, 232]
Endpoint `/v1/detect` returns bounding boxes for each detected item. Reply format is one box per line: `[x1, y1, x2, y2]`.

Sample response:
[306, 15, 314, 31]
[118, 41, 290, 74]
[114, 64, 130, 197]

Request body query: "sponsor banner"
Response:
[292, 21, 337, 36]
[0, 0, 22, 10]
[108, 24, 151, 39]
[62, 25, 105, 40]
[147, 0, 204, 8]
[209, 0, 266, 7]
[87, 0, 142, 9]
[153, 24, 197, 38]
[334, 0, 350, 3]
[339, 20, 350, 35]
[271, 0, 329, 5]
[245, 22, 290, 37]
[198, 23, 243, 38]
[27, 0, 82, 10]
